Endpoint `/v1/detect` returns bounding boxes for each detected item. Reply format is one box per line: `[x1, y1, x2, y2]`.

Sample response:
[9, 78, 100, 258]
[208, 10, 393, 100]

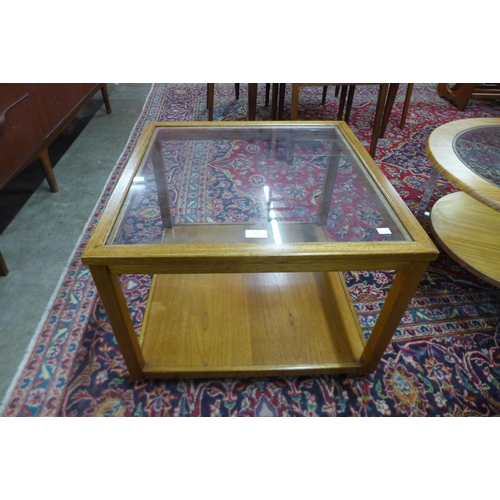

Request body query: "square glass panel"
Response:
[107, 124, 411, 246]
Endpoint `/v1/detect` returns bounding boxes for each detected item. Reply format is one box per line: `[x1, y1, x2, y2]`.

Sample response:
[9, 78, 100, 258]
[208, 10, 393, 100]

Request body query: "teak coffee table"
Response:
[82, 121, 438, 380]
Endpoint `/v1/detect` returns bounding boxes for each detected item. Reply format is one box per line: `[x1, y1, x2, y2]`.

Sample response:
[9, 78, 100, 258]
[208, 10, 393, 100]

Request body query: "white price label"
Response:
[245, 230, 268, 238]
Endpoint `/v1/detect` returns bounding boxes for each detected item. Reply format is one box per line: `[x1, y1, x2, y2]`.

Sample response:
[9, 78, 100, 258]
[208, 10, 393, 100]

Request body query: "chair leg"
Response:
[290, 84, 301, 120]
[400, 83, 414, 128]
[344, 85, 356, 123]
[265, 83, 270, 107]
[271, 83, 279, 120]
[322, 86, 328, 105]
[380, 83, 399, 137]
[207, 83, 214, 121]
[278, 83, 286, 119]
[337, 86, 348, 120]
[335, 85, 340, 97]
[235, 83, 240, 100]
[369, 83, 389, 158]
[248, 83, 257, 120]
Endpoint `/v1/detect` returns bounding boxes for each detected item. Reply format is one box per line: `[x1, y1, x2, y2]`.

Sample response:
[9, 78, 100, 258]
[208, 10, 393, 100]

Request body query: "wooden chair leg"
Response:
[290, 84, 301, 120]
[207, 83, 214, 121]
[235, 83, 240, 100]
[335, 85, 340, 97]
[248, 83, 258, 121]
[369, 83, 389, 158]
[0, 252, 8, 276]
[380, 83, 399, 137]
[271, 83, 278, 120]
[344, 85, 356, 123]
[278, 83, 286, 119]
[265, 83, 270, 107]
[322, 86, 328, 105]
[400, 83, 414, 128]
[337, 85, 348, 120]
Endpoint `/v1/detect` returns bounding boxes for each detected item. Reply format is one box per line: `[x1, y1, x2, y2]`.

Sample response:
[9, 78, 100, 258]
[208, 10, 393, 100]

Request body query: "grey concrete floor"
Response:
[0, 83, 152, 405]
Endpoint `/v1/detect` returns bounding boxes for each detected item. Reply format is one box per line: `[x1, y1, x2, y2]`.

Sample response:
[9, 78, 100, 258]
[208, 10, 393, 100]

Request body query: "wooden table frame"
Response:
[82, 121, 438, 380]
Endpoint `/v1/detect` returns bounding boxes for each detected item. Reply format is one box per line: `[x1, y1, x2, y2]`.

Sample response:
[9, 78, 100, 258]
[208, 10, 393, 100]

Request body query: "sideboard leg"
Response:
[0, 252, 8, 276]
[100, 84, 112, 114]
[38, 148, 58, 193]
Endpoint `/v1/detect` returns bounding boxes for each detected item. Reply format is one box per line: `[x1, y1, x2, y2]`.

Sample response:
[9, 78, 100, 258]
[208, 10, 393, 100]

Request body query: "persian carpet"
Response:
[3, 83, 500, 417]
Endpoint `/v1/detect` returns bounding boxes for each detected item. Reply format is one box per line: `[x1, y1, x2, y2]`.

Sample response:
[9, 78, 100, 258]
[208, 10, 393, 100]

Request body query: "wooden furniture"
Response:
[207, 84, 275, 121]
[82, 121, 438, 380]
[380, 83, 414, 136]
[431, 192, 500, 286]
[0, 252, 8, 276]
[0, 84, 111, 192]
[0, 83, 111, 275]
[207, 84, 270, 121]
[438, 84, 500, 111]
[423, 118, 500, 287]
[289, 84, 390, 158]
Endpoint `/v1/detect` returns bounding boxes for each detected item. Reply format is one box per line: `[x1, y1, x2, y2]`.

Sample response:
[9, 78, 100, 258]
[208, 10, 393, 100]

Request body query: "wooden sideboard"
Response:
[0, 83, 111, 275]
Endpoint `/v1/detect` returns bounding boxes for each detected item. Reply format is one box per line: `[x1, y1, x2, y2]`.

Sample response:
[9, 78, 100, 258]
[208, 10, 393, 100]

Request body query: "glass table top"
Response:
[107, 124, 411, 246]
[453, 125, 500, 188]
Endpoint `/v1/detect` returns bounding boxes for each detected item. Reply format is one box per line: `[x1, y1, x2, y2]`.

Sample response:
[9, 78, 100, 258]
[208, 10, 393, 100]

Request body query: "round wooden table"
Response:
[426, 118, 500, 287]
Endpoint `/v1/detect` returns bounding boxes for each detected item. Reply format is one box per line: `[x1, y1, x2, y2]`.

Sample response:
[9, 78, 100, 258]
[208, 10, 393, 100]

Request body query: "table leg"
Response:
[361, 261, 429, 372]
[89, 265, 145, 379]
[317, 153, 341, 226]
[417, 167, 440, 217]
[151, 141, 173, 229]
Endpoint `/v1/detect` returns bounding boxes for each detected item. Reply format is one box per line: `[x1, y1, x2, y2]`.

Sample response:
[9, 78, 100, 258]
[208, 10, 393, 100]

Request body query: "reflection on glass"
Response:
[453, 125, 500, 188]
[108, 125, 411, 246]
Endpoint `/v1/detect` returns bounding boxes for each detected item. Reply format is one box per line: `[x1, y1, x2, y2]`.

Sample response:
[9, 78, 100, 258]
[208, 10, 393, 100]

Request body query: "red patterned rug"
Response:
[3, 83, 500, 417]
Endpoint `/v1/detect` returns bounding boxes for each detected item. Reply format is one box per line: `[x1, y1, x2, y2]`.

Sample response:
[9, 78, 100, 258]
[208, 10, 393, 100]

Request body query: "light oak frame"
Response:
[82, 121, 438, 380]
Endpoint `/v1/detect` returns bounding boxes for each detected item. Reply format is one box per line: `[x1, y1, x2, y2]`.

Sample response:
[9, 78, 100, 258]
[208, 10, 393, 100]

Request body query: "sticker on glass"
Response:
[245, 230, 268, 238]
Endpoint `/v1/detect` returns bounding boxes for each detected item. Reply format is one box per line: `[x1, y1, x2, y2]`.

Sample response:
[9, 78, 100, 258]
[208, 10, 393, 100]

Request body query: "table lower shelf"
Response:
[431, 191, 500, 287]
[138, 271, 367, 378]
